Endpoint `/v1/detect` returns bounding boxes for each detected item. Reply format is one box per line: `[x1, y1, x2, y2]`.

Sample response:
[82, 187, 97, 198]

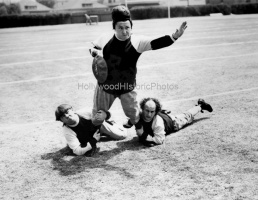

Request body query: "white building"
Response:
[53, 0, 108, 12]
[19, 0, 52, 14]
[160, 0, 205, 6]
[0, 0, 20, 4]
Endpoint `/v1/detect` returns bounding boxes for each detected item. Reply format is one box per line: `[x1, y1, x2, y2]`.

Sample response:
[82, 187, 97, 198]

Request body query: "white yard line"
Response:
[140, 52, 258, 69]
[0, 52, 257, 85]
[0, 29, 257, 55]
[1, 39, 258, 58]
[160, 41, 258, 52]
[0, 41, 92, 52]
[182, 32, 257, 41]
[0, 73, 92, 85]
[0, 55, 91, 67]
[163, 87, 258, 104]
[0, 47, 90, 57]
[0, 39, 91, 51]
[1, 38, 258, 67]
[1, 86, 258, 130]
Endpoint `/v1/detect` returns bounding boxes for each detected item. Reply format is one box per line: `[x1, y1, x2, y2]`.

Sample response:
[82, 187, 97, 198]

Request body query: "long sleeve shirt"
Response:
[63, 113, 98, 156]
[92, 33, 177, 95]
[62, 112, 127, 155]
[141, 115, 166, 145]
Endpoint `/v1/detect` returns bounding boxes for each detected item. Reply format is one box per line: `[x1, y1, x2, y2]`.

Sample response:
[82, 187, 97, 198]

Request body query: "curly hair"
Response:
[139, 97, 162, 113]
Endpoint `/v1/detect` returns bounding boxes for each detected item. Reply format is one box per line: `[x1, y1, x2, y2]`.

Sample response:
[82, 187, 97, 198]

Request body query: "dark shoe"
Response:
[139, 139, 155, 147]
[123, 119, 133, 128]
[198, 99, 213, 113]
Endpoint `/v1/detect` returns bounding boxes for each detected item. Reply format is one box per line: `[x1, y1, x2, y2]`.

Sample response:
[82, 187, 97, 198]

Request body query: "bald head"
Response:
[142, 100, 157, 122]
[145, 100, 156, 110]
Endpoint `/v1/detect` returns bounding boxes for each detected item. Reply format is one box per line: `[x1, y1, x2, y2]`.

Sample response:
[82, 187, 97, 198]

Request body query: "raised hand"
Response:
[173, 21, 187, 39]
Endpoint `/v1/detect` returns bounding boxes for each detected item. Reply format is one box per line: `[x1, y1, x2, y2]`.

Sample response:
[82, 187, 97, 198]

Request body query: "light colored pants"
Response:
[169, 106, 201, 131]
[92, 84, 140, 124]
[100, 121, 127, 140]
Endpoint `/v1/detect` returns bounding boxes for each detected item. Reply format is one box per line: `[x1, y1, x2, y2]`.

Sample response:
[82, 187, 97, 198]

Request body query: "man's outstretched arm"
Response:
[150, 21, 187, 50]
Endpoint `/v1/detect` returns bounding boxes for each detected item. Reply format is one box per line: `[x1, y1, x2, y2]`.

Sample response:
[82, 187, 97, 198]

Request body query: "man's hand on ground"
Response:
[93, 130, 101, 141]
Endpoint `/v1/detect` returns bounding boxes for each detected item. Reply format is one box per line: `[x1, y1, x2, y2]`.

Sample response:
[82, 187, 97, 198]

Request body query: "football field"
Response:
[0, 14, 258, 199]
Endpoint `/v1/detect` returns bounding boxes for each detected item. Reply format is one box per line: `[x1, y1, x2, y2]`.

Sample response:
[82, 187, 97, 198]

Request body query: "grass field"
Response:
[1, 14, 258, 200]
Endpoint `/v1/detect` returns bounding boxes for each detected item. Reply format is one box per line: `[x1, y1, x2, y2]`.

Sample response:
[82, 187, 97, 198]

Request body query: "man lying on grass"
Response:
[55, 104, 126, 156]
[135, 98, 213, 147]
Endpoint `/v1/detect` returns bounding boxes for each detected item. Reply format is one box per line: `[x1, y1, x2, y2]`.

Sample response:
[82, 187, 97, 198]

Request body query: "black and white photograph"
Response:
[0, 0, 258, 199]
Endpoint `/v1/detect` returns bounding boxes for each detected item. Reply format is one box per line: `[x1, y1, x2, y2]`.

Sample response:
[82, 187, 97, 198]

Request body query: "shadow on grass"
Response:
[191, 117, 210, 125]
[41, 137, 145, 177]
[41, 117, 209, 177]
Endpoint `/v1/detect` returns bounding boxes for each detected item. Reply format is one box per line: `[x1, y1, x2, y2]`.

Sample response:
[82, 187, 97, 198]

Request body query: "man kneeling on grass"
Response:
[135, 98, 213, 147]
[55, 104, 127, 156]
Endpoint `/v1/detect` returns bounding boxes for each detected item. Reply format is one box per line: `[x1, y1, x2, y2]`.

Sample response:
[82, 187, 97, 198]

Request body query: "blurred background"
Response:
[1, 0, 258, 28]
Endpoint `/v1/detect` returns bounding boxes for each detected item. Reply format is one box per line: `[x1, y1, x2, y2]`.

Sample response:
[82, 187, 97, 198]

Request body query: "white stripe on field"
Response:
[183, 32, 257, 41]
[0, 30, 257, 55]
[162, 87, 258, 104]
[160, 41, 258, 52]
[0, 72, 92, 85]
[1, 39, 258, 58]
[1, 86, 258, 130]
[1, 38, 258, 67]
[1, 52, 257, 85]
[0, 41, 92, 52]
[0, 46, 90, 57]
[140, 52, 258, 69]
[0, 55, 91, 67]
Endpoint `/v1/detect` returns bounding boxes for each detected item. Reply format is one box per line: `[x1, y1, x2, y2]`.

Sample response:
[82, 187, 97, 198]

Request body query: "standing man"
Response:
[85, 14, 92, 25]
[137, 98, 213, 147]
[55, 104, 127, 156]
[89, 5, 187, 133]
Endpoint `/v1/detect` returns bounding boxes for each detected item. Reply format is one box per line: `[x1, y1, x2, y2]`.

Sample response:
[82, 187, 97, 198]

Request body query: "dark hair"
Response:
[55, 104, 72, 121]
[140, 98, 162, 114]
[111, 5, 133, 29]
